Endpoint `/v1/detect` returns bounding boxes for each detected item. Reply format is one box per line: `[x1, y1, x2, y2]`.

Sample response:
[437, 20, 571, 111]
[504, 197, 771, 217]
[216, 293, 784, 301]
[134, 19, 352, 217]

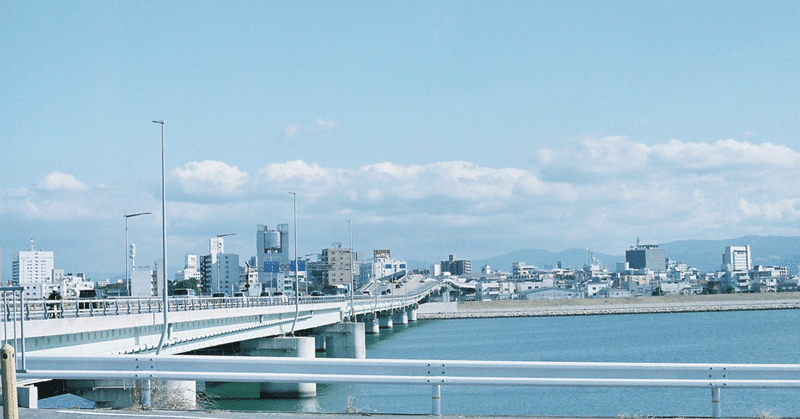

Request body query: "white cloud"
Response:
[650, 139, 800, 170]
[171, 160, 249, 197]
[283, 118, 340, 139]
[531, 137, 800, 245]
[4, 137, 799, 281]
[739, 198, 800, 221]
[35, 171, 88, 191]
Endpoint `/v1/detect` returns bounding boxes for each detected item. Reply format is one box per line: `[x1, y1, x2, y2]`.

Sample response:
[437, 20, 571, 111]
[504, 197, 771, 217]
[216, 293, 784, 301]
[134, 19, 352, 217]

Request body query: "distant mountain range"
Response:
[410, 236, 800, 275]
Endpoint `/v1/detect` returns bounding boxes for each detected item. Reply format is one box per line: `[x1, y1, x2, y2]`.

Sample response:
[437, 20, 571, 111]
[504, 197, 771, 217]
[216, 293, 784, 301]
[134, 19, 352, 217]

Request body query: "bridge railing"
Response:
[9, 280, 441, 321]
[8, 286, 441, 321]
[348, 281, 440, 316]
[1, 287, 26, 369]
[20, 354, 800, 417]
[11, 295, 351, 320]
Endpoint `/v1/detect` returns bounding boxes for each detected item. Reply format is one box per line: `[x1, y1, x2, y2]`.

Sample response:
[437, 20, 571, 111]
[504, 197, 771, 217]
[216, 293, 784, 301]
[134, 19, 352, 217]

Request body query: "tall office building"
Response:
[200, 237, 240, 295]
[12, 240, 54, 285]
[722, 245, 752, 272]
[321, 247, 353, 288]
[441, 254, 471, 276]
[625, 244, 666, 273]
[257, 223, 290, 292]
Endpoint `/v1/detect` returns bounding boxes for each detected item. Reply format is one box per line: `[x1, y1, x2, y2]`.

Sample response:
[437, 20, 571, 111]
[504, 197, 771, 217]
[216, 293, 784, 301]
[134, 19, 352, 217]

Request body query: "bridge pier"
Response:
[364, 316, 380, 334]
[408, 307, 418, 322]
[241, 337, 316, 398]
[379, 313, 393, 329]
[392, 310, 408, 325]
[315, 322, 366, 359]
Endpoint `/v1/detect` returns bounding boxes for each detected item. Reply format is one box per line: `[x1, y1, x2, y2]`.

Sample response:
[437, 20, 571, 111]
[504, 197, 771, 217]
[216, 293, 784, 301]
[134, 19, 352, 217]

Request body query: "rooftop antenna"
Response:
[29, 237, 34, 251]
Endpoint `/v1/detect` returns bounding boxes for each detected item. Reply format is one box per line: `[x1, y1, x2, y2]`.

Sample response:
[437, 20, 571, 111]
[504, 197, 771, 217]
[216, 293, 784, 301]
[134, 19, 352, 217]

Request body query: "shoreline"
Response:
[418, 292, 800, 319]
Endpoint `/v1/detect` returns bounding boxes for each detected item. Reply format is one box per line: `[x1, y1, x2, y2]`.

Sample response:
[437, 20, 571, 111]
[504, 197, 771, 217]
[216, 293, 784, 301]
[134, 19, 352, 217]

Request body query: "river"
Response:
[206, 308, 800, 416]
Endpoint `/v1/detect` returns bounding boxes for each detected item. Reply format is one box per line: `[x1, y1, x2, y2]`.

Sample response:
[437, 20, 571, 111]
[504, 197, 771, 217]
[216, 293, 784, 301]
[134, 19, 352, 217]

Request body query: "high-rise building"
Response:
[257, 223, 290, 292]
[12, 239, 54, 286]
[722, 245, 752, 272]
[321, 247, 353, 288]
[625, 244, 666, 273]
[200, 237, 240, 295]
[441, 254, 471, 276]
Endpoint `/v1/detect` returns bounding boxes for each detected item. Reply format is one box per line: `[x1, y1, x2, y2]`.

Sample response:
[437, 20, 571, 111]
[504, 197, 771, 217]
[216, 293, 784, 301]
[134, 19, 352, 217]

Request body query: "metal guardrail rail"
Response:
[19, 354, 800, 417]
[5, 281, 440, 321]
[1, 287, 26, 370]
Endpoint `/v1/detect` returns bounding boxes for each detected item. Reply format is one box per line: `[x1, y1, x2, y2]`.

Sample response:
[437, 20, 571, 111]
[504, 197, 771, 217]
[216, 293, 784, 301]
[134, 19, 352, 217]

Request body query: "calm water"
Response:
[207, 309, 800, 416]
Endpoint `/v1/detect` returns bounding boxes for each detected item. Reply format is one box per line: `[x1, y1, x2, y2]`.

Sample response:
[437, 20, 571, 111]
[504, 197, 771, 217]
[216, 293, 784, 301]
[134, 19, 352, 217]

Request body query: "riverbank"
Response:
[418, 292, 800, 319]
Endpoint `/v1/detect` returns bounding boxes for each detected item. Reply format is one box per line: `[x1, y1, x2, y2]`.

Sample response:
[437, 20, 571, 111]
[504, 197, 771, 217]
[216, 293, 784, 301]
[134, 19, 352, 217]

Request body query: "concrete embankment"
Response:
[418, 292, 800, 319]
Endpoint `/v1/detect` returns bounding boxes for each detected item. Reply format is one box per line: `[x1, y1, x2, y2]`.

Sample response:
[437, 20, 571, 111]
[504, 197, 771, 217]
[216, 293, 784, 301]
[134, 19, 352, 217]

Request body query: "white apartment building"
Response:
[12, 245, 54, 286]
[360, 250, 404, 286]
[512, 262, 537, 276]
[130, 265, 154, 297]
[723, 245, 752, 272]
[175, 254, 203, 283]
[51, 270, 94, 299]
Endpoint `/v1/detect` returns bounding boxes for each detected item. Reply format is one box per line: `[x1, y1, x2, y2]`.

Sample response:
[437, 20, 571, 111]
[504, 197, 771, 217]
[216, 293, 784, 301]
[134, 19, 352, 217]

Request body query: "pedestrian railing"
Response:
[1, 287, 26, 370]
[3, 285, 438, 321]
[19, 354, 800, 417]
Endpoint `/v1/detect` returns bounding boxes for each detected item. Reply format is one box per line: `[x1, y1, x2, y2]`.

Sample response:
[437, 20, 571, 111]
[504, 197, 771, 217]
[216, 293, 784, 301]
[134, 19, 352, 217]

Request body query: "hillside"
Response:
[440, 235, 800, 274]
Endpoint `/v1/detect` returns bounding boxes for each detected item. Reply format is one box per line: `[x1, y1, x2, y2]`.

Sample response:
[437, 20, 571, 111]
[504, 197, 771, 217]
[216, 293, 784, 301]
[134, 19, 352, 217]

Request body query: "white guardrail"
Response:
[19, 354, 800, 417]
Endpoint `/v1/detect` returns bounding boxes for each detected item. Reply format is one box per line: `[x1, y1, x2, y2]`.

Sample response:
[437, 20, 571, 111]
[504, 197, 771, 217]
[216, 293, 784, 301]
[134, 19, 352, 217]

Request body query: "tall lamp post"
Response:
[289, 192, 299, 335]
[152, 120, 168, 355]
[124, 212, 151, 297]
[346, 220, 355, 321]
[214, 233, 236, 295]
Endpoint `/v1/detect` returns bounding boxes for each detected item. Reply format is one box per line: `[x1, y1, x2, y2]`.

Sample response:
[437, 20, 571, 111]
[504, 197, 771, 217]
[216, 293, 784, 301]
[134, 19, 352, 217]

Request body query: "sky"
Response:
[1, 1, 799, 280]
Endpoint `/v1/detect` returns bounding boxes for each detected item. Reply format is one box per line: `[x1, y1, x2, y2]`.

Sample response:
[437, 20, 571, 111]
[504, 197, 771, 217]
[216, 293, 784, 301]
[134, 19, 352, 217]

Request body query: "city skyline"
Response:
[2, 1, 798, 280]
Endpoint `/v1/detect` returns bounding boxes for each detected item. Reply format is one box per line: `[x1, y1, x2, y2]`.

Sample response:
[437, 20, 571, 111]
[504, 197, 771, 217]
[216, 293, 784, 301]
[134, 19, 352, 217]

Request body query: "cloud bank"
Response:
[2, 137, 798, 277]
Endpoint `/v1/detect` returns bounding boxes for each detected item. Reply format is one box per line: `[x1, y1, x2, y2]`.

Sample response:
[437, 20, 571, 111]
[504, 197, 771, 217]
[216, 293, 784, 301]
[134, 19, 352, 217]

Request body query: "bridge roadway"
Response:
[3, 278, 441, 357]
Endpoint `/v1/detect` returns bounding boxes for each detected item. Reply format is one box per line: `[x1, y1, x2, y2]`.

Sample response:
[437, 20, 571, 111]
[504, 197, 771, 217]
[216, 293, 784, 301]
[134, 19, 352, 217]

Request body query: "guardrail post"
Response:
[431, 384, 441, 416]
[711, 386, 721, 418]
[141, 379, 151, 409]
[2, 344, 18, 419]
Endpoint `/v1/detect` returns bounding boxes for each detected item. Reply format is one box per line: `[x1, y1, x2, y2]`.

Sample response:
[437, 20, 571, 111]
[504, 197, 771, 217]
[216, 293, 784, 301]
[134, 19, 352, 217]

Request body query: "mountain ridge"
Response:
[409, 235, 800, 275]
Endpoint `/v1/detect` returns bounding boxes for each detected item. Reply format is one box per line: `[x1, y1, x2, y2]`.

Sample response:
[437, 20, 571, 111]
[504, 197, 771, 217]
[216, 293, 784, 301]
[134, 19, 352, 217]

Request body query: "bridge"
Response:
[1, 276, 444, 408]
[4, 279, 799, 418]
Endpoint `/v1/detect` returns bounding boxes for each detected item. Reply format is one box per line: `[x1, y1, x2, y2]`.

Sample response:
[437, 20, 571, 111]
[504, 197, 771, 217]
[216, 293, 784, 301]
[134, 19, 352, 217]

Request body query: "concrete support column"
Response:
[364, 316, 380, 334]
[379, 314, 393, 329]
[408, 307, 418, 322]
[393, 310, 408, 325]
[317, 322, 366, 359]
[314, 334, 327, 352]
[241, 337, 316, 398]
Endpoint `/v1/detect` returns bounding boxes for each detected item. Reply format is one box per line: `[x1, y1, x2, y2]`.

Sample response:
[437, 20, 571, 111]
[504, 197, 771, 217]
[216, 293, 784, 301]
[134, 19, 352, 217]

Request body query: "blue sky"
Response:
[2, 1, 799, 280]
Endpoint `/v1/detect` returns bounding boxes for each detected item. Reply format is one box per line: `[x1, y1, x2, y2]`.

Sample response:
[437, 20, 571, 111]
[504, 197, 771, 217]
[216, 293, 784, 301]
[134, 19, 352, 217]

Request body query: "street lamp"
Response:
[289, 192, 299, 335]
[152, 119, 168, 355]
[214, 233, 236, 295]
[346, 220, 355, 321]
[124, 212, 151, 297]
